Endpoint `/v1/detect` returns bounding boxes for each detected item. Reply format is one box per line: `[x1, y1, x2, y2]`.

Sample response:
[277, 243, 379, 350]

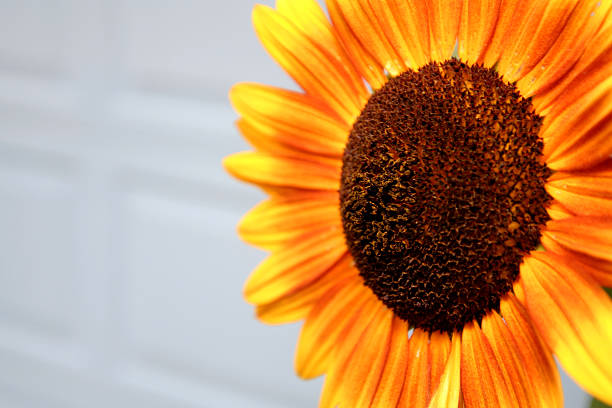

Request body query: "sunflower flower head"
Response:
[224, 1, 612, 406]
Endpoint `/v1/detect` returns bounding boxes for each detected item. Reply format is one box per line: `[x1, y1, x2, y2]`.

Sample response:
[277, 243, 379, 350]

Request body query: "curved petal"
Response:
[371, 317, 410, 408]
[318, 299, 392, 407]
[479, 296, 562, 407]
[428, 333, 462, 408]
[295, 277, 377, 379]
[368, 0, 431, 68]
[541, 76, 612, 171]
[520, 252, 612, 405]
[427, 0, 462, 62]
[238, 195, 340, 250]
[461, 321, 519, 407]
[541, 233, 612, 286]
[252, 5, 366, 123]
[518, 0, 612, 98]
[546, 162, 612, 217]
[398, 329, 452, 407]
[243, 227, 346, 305]
[223, 152, 340, 191]
[544, 216, 612, 263]
[230, 83, 349, 158]
[326, 0, 387, 90]
[496, 0, 580, 84]
[458, 0, 501, 65]
[255, 254, 356, 324]
[534, 23, 612, 115]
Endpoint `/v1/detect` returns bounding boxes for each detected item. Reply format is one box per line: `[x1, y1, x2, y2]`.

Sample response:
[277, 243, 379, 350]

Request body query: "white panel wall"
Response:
[0, 0, 590, 407]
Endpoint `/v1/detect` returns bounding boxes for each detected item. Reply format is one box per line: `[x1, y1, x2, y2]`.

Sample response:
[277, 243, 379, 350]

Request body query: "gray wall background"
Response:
[0, 0, 590, 406]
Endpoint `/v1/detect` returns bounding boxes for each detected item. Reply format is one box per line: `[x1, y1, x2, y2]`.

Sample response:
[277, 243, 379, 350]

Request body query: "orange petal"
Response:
[461, 321, 519, 407]
[255, 254, 357, 324]
[368, 0, 430, 68]
[458, 0, 501, 65]
[541, 232, 612, 291]
[223, 152, 340, 191]
[252, 5, 366, 123]
[230, 83, 349, 158]
[371, 317, 410, 408]
[326, 0, 387, 90]
[544, 216, 612, 263]
[243, 227, 346, 305]
[520, 252, 612, 405]
[337, 307, 395, 407]
[496, 0, 579, 84]
[295, 277, 377, 379]
[479, 297, 562, 407]
[428, 333, 461, 408]
[318, 298, 392, 407]
[518, 0, 612, 98]
[399, 329, 433, 408]
[542, 76, 612, 171]
[238, 195, 340, 250]
[333, 0, 406, 76]
[482, 0, 525, 67]
[499, 294, 563, 407]
[546, 162, 612, 217]
[427, 0, 462, 62]
[534, 23, 612, 115]
[546, 201, 574, 220]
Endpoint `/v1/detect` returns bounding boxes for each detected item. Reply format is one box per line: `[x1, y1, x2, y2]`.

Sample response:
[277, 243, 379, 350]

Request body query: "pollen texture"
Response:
[340, 59, 552, 334]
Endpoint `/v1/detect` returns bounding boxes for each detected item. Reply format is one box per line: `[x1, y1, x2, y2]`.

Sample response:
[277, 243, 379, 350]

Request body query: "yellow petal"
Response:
[546, 163, 612, 217]
[256, 254, 357, 324]
[295, 277, 377, 379]
[427, 0, 462, 62]
[520, 252, 612, 405]
[243, 227, 346, 305]
[238, 195, 340, 250]
[544, 216, 612, 263]
[231, 83, 349, 158]
[458, 0, 501, 65]
[371, 317, 410, 408]
[428, 333, 461, 408]
[223, 152, 340, 191]
[318, 298, 391, 407]
[461, 321, 520, 407]
[252, 5, 365, 123]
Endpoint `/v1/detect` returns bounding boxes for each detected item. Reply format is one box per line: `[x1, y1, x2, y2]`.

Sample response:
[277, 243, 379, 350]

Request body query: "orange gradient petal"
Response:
[333, 0, 406, 76]
[461, 322, 519, 407]
[520, 252, 612, 405]
[428, 333, 461, 408]
[318, 299, 392, 407]
[458, 0, 501, 65]
[546, 162, 612, 217]
[544, 216, 612, 263]
[295, 278, 377, 379]
[399, 329, 434, 408]
[224, 152, 340, 191]
[542, 76, 612, 171]
[427, 0, 462, 62]
[371, 317, 410, 408]
[326, 0, 387, 90]
[230, 83, 349, 158]
[238, 195, 340, 250]
[255, 254, 356, 324]
[243, 227, 346, 305]
[496, 0, 580, 84]
[518, 0, 612, 98]
[480, 297, 562, 407]
[253, 5, 366, 123]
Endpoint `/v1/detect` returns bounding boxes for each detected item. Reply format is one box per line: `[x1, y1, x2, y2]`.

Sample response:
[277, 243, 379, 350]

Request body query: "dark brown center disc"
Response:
[340, 59, 551, 334]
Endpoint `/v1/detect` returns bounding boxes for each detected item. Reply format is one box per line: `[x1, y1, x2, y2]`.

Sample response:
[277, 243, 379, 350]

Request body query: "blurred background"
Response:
[0, 0, 594, 407]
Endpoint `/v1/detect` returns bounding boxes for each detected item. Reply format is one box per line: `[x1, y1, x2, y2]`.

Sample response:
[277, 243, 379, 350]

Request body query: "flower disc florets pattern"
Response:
[340, 59, 552, 333]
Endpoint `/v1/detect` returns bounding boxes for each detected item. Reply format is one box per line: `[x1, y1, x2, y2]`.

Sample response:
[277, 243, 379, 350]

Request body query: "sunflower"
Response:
[224, 0, 612, 406]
